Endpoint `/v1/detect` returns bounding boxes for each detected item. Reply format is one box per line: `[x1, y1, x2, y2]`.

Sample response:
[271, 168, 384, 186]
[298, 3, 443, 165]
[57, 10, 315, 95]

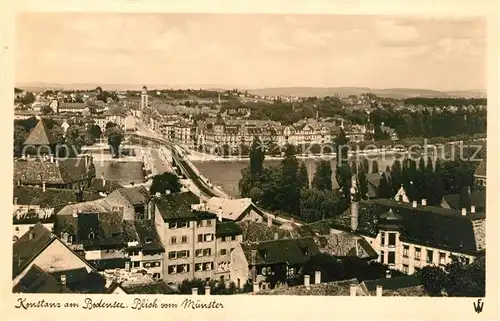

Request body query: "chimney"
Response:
[29, 230, 34, 240]
[204, 286, 211, 295]
[274, 232, 279, 240]
[72, 209, 78, 218]
[471, 205, 476, 213]
[14, 197, 18, 205]
[155, 192, 161, 197]
[50, 155, 54, 163]
[191, 287, 198, 295]
[125, 261, 130, 272]
[421, 199, 427, 206]
[376, 285, 383, 297]
[386, 270, 391, 279]
[101, 173, 106, 187]
[267, 216, 272, 227]
[350, 283, 357, 296]
[304, 275, 311, 290]
[165, 190, 171, 195]
[315, 271, 321, 284]
[461, 208, 467, 216]
[42, 181, 46, 192]
[60, 274, 67, 286]
[412, 200, 417, 208]
[252, 282, 259, 293]
[351, 200, 359, 232]
[468, 186, 471, 195]
[218, 211, 223, 222]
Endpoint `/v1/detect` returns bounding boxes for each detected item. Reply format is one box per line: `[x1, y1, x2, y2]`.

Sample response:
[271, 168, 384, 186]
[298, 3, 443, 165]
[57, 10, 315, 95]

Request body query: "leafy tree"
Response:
[22, 92, 35, 104]
[390, 160, 403, 195]
[279, 144, 301, 215]
[377, 172, 391, 199]
[150, 172, 181, 194]
[372, 160, 379, 173]
[221, 144, 230, 157]
[312, 160, 333, 191]
[64, 125, 87, 157]
[310, 144, 321, 155]
[41, 105, 54, 115]
[335, 163, 352, 200]
[334, 128, 349, 166]
[351, 161, 357, 175]
[13, 125, 27, 156]
[250, 136, 265, 175]
[361, 158, 370, 174]
[357, 169, 369, 200]
[417, 266, 448, 296]
[106, 121, 118, 129]
[89, 124, 102, 139]
[298, 162, 309, 190]
[105, 125, 124, 158]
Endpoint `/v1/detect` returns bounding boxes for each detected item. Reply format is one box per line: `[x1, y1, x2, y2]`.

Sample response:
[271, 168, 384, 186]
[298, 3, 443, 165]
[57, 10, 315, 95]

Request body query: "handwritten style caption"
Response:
[15, 297, 224, 310]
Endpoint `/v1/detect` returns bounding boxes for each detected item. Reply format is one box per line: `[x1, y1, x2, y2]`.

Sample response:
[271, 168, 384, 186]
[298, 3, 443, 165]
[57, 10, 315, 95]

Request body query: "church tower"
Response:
[141, 86, 148, 111]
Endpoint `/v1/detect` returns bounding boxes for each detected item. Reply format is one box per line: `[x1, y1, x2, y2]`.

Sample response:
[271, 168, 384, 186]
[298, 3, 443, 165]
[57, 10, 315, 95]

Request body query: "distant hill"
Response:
[246, 87, 486, 99]
[16, 83, 486, 99]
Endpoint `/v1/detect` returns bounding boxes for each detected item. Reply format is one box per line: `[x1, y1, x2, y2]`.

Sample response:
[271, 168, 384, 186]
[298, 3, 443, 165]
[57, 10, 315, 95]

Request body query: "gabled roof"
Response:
[443, 190, 486, 210]
[12, 223, 55, 278]
[49, 268, 107, 293]
[216, 221, 243, 237]
[474, 159, 486, 177]
[14, 186, 103, 208]
[237, 220, 315, 243]
[205, 197, 255, 220]
[88, 178, 123, 194]
[14, 158, 90, 184]
[241, 237, 320, 266]
[313, 233, 378, 260]
[23, 119, 57, 145]
[114, 186, 150, 205]
[133, 220, 165, 254]
[360, 275, 427, 296]
[13, 264, 72, 293]
[155, 192, 210, 221]
[256, 278, 358, 296]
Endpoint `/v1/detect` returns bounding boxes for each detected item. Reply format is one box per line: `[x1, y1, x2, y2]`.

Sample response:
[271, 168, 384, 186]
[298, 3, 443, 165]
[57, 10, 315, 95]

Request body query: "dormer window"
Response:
[88, 232, 95, 239]
[145, 237, 153, 244]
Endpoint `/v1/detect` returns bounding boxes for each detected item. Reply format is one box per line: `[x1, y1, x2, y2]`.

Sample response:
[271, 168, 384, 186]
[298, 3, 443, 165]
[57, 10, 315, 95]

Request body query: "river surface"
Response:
[193, 154, 416, 198]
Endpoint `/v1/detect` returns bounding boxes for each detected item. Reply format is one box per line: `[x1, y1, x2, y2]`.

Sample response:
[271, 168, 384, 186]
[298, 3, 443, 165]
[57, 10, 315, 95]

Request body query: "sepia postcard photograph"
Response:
[2, 0, 499, 320]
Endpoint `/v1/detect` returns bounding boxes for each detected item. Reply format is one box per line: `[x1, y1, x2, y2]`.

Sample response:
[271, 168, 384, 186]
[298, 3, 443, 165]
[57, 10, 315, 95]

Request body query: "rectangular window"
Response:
[206, 219, 212, 227]
[403, 245, 409, 258]
[132, 261, 140, 268]
[427, 250, 434, 263]
[220, 249, 227, 256]
[203, 248, 212, 256]
[168, 251, 176, 260]
[231, 235, 236, 241]
[168, 265, 177, 274]
[204, 234, 213, 242]
[178, 264, 190, 273]
[439, 252, 446, 265]
[197, 234, 203, 242]
[153, 273, 160, 279]
[388, 251, 395, 265]
[169, 222, 177, 229]
[195, 249, 203, 257]
[388, 233, 396, 246]
[178, 221, 188, 228]
[178, 250, 189, 259]
[197, 220, 203, 227]
[403, 264, 409, 274]
[415, 248, 421, 260]
[195, 263, 202, 271]
[381, 233, 385, 246]
[181, 235, 188, 243]
[221, 236, 226, 242]
[171, 236, 177, 244]
[380, 250, 385, 264]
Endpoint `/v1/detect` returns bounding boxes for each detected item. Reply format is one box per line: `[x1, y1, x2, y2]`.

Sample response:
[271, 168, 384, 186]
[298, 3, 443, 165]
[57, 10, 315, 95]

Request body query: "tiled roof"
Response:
[205, 197, 253, 220]
[474, 159, 486, 177]
[237, 220, 315, 243]
[56, 198, 115, 216]
[23, 119, 57, 145]
[256, 278, 358, 296]
[241, 237, 320, 266]
[133, 220, 165, 254]
[359, 275, 428, 296]
[13, 264, 72, 293]
[313, 233, 378, 260]
[155, 192, 211, 221]
[14, 158, 90, 184]
[88, 258, 128, 271]
[122, 281, 178, 294]
[49, 268, 107, 293]
[115, 186, 150, 205]
[216, 221, 243, 237]
[14, 186, 103, 208]
[88, 178, 123, 194]
[12, 223, 55, 278]
[443, 190, 486, 210]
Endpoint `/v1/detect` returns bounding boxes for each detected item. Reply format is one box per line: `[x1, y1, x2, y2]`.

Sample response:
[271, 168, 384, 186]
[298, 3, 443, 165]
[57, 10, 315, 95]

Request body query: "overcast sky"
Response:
[15, 13, 486, 90]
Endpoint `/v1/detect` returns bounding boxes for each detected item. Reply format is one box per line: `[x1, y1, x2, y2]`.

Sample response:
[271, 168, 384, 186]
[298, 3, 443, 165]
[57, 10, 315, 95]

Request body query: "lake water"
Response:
[95, 161, 146, 185]
[193, 154, 407, 198]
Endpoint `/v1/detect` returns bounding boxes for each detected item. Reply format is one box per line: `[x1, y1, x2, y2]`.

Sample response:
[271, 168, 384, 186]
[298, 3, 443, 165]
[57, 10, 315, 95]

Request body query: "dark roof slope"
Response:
[241, 237, 320, 266]
[474, 159, 486, 177]
[133, 220, 165, 254]
[238, 220, 316, 243]
[88, 178, 123, 194]
[14, 186, 103, 208]
[216, 221, 243, 237]
[23, 119, 57, 145]
[123, 281, 178, 294]
[13, 223, 55, 278]
[13, 264, 72, 293]
[443, 190, 486, 210]
[49, 268, 107, 293]
[256, 278, 358, 296]
[14, 158, 89, 184]
[117, 186, 150, 205]
[154, 192, 212, 221]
